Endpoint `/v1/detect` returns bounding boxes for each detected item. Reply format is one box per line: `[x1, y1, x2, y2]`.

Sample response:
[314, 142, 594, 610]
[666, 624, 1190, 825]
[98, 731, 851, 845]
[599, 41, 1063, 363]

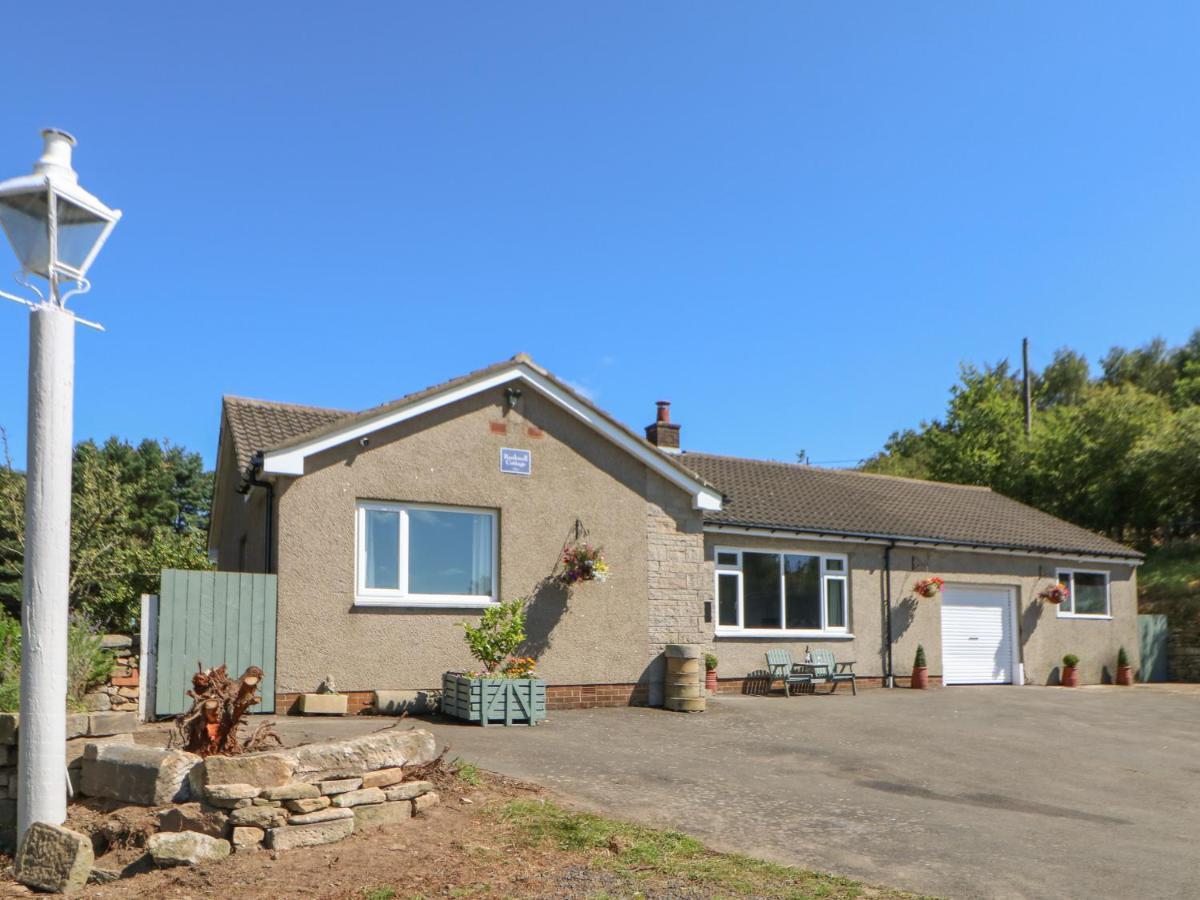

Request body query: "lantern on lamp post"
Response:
[0, 130, 121, 840]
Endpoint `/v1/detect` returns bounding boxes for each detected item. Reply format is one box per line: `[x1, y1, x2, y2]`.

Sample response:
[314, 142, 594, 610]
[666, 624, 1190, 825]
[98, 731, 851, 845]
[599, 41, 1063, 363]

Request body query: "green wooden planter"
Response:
[441, 673, 547, 726]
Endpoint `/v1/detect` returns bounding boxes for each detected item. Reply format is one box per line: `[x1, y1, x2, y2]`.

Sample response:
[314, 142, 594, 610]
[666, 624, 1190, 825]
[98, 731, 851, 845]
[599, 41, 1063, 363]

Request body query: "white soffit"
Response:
[260, 364, 723, 512]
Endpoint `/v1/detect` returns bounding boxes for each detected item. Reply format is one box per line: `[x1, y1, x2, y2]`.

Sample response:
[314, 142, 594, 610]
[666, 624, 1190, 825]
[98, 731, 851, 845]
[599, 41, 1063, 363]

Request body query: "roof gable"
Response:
[250, 355, 722, 511]
[681, 452, 1140, 561]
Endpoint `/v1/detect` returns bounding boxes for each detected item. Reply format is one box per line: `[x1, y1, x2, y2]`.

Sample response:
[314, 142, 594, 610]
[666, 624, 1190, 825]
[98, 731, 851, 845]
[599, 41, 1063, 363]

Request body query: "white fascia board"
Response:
[702, 524, 1141, 567]
[261, 364, 722, 511]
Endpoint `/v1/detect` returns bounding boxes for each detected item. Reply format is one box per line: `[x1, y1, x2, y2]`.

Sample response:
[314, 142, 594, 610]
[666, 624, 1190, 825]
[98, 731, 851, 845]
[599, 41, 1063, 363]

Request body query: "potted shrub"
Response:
[911, 644, 929, 689]
[913, 576, 944, 599]
[704, 653, 718, 694]
[1115, 646, 1133, 686]
[442, 598, 547, 726]
[1061, 653, 1080, 688]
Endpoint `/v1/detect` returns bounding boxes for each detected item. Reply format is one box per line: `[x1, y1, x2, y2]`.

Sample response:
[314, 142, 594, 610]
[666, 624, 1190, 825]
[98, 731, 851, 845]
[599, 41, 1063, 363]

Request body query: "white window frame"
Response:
[355, 501, 498, 608]
[713, 546, 852, 638]
[1054, 568, 1112, 620]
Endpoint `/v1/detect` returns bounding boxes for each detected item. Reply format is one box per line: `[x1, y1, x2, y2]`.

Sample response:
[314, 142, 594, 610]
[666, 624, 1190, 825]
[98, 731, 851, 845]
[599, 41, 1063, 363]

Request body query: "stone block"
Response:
[66, 733, 133, 774]
[157, 803, 229, 840]
[330, 787, 386, 808]
[207, 797, 252, 810]
[230, 826, 265, 851]
[372, 690, 435, 716]
[197, 751, 295, 790]
[205, 783, 261, 802]
[318, 777, 362, 795]
[362, 767, 406, 789]
[80, 744, 200, 806]
[229, 805, 289, 828]
[384, 780, 434, 802]
[261, 782, 321, 801]
[88, 710, 138, 737]
[0, 714, 18, 745]
[14, 822, 93, 895]
[284, 796, 330, 814]
[412, 791, 440, 814]
[147, 831, 231, 867]
[110, 672, 140, 688]
[252, 798, 282, 807]
[287, 729, 437, 780]
[101, 634, 133, 650]
[299, 693, 348, 715]
[287, 806, 354, 825]
[265, 817, 354, 850]
[354, 799, 412, 830]
[65, 713, 90, 739]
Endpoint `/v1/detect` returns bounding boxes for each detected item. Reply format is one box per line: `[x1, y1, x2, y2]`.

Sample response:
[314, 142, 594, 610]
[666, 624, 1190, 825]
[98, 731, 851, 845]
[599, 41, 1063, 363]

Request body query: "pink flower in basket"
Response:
[913, 576, 944, 598]
[1039, 582, 1070, 604]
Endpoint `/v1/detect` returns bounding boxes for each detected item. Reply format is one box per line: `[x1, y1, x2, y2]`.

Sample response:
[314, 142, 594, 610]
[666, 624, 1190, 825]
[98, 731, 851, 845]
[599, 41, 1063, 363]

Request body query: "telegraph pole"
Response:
[1022, 337, 1032, 438]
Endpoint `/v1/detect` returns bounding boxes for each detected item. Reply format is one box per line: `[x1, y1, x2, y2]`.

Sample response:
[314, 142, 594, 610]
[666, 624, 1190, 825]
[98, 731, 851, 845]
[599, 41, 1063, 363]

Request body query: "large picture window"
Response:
[356, 501, 497, 607]
[714, 548, 849, 636]
[1055, 568, 1110, 618]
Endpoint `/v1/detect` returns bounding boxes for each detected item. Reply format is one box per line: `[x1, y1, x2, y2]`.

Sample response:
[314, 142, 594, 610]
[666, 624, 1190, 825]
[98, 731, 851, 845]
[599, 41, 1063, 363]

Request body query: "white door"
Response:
[941, 586, 1016, 685]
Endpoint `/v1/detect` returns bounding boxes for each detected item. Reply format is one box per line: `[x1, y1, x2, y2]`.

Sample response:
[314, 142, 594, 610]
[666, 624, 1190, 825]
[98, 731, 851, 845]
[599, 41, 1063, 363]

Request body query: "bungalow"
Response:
[207, 354, 1141, 711]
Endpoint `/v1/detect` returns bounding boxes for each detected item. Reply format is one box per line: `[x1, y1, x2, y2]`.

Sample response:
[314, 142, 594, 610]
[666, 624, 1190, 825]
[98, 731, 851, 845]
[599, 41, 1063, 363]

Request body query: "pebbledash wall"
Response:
[698, 534, 1139, 689]
[267, 388, 710, 711]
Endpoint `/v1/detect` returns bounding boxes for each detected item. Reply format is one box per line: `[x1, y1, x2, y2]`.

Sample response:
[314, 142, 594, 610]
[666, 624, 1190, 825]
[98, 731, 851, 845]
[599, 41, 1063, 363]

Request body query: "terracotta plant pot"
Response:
[911, 666, 929, 689]
[1061, 666, 1079, 688]
[1116, 665, 1133, 686]
[705, 669, 718, 694]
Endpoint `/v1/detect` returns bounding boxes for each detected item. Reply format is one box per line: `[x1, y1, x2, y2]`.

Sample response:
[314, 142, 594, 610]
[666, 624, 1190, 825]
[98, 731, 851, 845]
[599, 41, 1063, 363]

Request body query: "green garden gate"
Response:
[152, 569, 277, 717]
[1138, 613, 1169, 683]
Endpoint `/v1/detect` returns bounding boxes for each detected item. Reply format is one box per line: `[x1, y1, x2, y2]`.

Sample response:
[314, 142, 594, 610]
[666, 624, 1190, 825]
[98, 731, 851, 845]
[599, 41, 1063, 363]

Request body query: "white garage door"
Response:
[941, 586, 1015, 685]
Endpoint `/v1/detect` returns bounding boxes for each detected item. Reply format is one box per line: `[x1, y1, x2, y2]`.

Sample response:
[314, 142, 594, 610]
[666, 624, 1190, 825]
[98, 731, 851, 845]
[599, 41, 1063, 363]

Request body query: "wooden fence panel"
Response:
[154, 569, 277, 717]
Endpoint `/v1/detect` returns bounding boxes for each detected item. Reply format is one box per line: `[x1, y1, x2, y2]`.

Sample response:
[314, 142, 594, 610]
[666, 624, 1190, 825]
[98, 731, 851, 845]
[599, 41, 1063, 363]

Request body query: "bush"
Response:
[913, 644, 927, 668]
[460, 598, 528, 675]
[1063, 653, 1080, 668]
[0, 611, 114, 712]
[1117, 645, 1129, 668]
[704, 653, 718, 672]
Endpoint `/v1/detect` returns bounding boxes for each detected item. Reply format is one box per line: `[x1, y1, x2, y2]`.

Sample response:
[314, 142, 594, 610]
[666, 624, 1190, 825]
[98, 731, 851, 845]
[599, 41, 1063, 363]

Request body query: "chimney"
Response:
[645, 401, 681, 453]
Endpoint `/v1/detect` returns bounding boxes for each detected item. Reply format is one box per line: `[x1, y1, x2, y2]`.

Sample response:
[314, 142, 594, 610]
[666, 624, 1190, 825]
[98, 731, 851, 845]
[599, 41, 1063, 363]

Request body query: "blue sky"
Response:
[1, 3, 1197, 469]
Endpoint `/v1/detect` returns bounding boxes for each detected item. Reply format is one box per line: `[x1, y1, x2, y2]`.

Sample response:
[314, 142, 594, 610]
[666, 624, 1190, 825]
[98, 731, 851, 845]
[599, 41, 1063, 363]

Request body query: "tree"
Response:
[1035, 349, 1090, 409]
[0, 432, 213, 631]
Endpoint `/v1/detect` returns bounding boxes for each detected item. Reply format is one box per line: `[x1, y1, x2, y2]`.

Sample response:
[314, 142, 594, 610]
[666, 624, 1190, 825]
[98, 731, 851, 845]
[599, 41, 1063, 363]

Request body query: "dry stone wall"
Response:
[1168, 622, 1200, 681]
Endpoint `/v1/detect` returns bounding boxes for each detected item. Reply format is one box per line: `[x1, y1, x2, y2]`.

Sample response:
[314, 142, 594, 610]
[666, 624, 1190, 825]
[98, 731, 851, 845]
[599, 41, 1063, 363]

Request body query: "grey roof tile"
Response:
[680, 452, 1140, 560]
[223, 396, 352, 477]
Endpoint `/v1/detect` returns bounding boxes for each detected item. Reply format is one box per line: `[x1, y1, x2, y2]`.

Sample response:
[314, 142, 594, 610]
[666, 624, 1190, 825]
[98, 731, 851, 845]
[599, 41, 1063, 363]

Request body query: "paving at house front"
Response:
[407, 686, 1199, 900]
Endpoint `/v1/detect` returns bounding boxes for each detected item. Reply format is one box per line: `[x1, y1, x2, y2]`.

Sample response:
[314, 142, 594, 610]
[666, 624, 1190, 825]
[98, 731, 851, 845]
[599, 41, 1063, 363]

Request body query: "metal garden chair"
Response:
[799, 648, 857, 695]
[764, 649, 814, 697]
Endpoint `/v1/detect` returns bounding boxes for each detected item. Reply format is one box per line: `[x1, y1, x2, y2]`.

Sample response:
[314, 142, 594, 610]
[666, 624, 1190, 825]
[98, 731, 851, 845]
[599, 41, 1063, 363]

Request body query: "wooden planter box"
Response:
[441, 673, 547, 726]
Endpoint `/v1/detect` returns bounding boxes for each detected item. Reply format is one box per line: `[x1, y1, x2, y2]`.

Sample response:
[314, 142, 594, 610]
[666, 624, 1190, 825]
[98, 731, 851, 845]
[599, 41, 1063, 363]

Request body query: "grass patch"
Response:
[497, 799, 919, 899]
[361, 889, 396, 900]
[453, 758, 484, 787]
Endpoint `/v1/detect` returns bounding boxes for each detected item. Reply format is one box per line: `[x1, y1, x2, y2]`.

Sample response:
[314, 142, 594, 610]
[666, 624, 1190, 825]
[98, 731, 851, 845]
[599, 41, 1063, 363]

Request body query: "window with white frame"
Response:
[714, 548, 849, 635]
[356, 501, 497, 606]
[1055, 568, 1110, 618]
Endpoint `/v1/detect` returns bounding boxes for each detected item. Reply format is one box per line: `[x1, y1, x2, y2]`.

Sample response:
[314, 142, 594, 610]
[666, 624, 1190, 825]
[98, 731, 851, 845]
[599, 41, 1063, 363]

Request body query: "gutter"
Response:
[247, 452, 274, 574]
[703, 522, 1142, 565]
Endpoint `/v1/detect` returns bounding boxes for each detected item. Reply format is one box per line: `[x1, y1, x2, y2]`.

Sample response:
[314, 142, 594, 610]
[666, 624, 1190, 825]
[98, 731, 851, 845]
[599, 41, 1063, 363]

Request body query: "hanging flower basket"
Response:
[1039, 582, 1070, 605]
[913, 576, 945, 599]
[559, 543, 609, 585]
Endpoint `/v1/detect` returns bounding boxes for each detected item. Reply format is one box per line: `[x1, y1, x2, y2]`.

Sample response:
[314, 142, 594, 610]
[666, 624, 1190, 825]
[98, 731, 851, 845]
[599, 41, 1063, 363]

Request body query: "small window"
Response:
[357, 501, 497, 607]
[712, 547, 849, 636]
[1055, 569, 1111, 618]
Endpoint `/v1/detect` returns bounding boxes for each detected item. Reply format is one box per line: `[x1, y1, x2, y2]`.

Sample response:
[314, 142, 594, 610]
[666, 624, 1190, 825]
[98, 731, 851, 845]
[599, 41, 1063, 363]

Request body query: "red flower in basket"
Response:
[1039, 582, 1070, 604]
[913, 576, 944, 598]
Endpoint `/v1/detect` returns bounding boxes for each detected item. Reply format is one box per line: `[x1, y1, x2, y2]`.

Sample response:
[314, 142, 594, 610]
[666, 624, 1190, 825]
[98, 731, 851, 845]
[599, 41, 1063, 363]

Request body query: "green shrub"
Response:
[913, 644, 927, 668]
[460, 598, 527, 675]
[0, 611, 113, 713]
[1063, 653, 1080, 668]
[1117, 645, 1129, 667]
[704, 653, 718, 671]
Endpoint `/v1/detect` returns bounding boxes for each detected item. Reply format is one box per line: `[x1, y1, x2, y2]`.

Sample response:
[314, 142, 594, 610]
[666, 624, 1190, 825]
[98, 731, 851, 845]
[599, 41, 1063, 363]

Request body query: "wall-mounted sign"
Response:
[500, 447, 532, 476]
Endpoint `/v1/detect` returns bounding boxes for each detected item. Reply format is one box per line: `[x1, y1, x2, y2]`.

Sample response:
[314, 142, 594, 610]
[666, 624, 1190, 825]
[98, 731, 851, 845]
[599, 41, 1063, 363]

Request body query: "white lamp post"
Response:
[0, 130, 121, 840]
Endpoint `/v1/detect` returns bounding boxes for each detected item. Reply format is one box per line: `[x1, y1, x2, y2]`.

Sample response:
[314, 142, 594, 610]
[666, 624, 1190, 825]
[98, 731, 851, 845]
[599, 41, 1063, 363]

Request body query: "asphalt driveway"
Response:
[413, 685, 1200, 900]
